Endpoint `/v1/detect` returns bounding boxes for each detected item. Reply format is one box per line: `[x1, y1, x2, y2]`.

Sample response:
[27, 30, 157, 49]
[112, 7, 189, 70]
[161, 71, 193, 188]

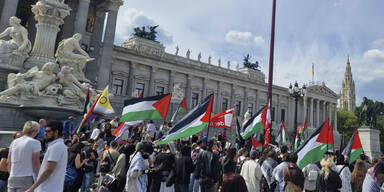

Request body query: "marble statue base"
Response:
[358, 125, 381, 160]
[0, 102, 81, 147]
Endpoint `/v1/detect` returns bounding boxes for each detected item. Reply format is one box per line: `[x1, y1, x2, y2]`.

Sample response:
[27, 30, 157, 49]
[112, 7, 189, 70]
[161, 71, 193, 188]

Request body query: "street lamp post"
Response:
[288, 82, 307, 140]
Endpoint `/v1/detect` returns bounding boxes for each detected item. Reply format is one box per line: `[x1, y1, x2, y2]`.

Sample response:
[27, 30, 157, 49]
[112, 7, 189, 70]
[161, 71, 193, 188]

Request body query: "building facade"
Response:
[0, 0, 340, 144]
[339, 57, 356, 112]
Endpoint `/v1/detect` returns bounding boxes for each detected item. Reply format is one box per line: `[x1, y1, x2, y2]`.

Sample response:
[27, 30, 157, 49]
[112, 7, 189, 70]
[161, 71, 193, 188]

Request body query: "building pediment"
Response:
[307, 85, 338, 98]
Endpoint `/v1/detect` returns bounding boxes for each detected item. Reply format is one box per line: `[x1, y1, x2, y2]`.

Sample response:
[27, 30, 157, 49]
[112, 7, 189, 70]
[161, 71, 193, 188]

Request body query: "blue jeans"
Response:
[189, 173, 199, 192]
[0, 179, 6, 192]
[80, 171, 95, 192]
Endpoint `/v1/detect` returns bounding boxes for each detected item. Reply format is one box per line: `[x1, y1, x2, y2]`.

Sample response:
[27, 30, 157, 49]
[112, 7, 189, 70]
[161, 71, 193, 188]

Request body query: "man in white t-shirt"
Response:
[26, 121, 68, 192]
[90, 123, 101, 140]
[7, 121, 41, 192]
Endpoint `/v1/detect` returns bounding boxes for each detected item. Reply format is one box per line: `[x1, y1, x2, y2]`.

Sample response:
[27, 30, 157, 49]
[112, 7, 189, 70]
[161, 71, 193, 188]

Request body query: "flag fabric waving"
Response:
[240, 106, 265, 140]
[262, 100, 271, 146]
[296, 118, 333, 169]
[301, 119, 308, 140]
[251, 135, 263, 151]
[209, 108, 234, 130]
[342, 130, 363, 164]
[170, 97, 188, 122]
[83, 88, 90, 114]
[155, 94, 214, 145]
[94, 86, 114, 115]
[121, 93, 172, 122]
[281, 120, 288, 146]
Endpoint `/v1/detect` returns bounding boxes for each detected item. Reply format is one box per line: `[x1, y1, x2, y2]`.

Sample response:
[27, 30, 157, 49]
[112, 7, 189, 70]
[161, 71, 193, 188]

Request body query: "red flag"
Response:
[138, 90, 143, 98]
[113, 122, 125, 137]
[262, 100, 271, 147]
[251, 136, 263, 150]
[209, 108, 234, 130]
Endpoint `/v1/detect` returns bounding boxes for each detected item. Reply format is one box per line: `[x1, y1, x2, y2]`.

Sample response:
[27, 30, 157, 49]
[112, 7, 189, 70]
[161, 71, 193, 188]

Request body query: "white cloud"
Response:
[363, 49, 384, 62]
[225, 30, 253, 45]
[254, 36, 265, 47]
[115, 8, 173, 45]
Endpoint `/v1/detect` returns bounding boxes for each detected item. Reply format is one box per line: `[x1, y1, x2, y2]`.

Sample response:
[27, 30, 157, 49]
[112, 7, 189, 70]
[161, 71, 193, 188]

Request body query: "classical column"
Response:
[202, 78, 207, 98]
[323, 101, 327, 122]
[25, 1, 71, 69]
[148, 67, 156, 96]
[126, 63, 136, 98]
[216, 82, 222, 113]
[168, 71, 175, 93]
[310, 98, 314, 128]
[230, 84, 236, 108]
[328, 103, 332, 122]
[97, 0, 123, 89]
[185, 74, 192, 108]
[276, 95, 281, 123]
[334, 103, 338, 131]
[303, 96, 307, 124]
[255, 90, 259, 110]
[74, 0, 90, 36]
[0, 0, 19, 32]
[86, 9, 105, 82]
[243, 88, 248, 114]
[316, 100, 320, 127]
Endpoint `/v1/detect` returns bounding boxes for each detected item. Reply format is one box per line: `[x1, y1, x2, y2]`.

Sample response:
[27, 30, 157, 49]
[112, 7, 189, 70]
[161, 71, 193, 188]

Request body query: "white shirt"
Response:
[240, 159, 262, 192]
[9, 135, 41, 177]
[90, 128, 101, 140]
[36, 138, 68, 192]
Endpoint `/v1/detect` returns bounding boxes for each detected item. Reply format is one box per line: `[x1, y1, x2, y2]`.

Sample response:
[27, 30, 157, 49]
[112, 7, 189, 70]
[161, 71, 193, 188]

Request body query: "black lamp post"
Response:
[288, 81, 307, 140]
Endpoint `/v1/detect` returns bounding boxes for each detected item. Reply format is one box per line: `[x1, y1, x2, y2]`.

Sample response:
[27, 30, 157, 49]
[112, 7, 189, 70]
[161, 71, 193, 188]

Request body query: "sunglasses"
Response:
[45, 129, 53, 133]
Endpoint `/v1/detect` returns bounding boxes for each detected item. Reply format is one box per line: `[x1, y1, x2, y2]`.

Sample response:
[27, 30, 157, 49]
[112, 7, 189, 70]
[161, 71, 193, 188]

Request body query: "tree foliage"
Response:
[337, 110, 359, 141]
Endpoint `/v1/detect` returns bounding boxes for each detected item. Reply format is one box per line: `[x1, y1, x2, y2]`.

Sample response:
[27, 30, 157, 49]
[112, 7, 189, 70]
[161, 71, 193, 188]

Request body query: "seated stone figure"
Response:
[0, 16, 31, 67]
[0, 62, 57, 100]
[55, 33, 93, 82]
[57, 66, 90, 105]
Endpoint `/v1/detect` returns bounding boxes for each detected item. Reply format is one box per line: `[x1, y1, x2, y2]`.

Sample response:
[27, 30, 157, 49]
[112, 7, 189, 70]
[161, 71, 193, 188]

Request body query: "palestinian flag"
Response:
[262, 100, 271, 146]
[251, 135, 263, 151]
[121, 93, 172, 122]
[301, 119, 307, 140]
[342, 130, 363, 164]
[240, 106, 265, 140]
[281, 120, 288, 145]
[296, 118, 333, 169]
[294, 130, 300, 150]
[171, 97, 187, 122]
[155, 94, 214, 145]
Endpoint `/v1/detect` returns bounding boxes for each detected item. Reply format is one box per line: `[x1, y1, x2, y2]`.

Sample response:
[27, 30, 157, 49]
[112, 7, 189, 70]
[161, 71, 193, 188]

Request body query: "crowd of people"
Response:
[1, 118, 384, 192]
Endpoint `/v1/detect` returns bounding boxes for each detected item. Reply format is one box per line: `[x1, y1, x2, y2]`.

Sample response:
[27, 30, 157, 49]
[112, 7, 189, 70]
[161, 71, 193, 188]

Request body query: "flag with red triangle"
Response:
[121, 93, 172, 122]
[342, 130, 363, 164]
[171, 97, 188, 122]
[155, 94, 214, 145]
[296, 118, 333, 169]
[262, 100, 271, 146]
[251, 135, 263, 151]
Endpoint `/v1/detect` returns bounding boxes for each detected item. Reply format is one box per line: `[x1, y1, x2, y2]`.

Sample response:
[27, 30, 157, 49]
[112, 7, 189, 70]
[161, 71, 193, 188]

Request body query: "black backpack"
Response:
[100, 151, 115, 173]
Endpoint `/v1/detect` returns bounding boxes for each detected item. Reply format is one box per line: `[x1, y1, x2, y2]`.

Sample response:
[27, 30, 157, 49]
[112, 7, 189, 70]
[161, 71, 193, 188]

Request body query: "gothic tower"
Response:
[339, 57, 356, 112]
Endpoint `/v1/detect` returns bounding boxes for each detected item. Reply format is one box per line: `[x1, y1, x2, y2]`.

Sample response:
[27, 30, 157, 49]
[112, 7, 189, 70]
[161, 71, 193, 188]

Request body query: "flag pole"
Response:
[267, 0, 277, 141]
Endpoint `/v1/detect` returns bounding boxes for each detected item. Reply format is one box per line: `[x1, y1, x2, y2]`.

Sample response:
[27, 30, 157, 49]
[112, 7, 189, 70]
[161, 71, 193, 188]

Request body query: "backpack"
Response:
[64, 157, 77, 186]
[100, 150, 115, 173]
[235, 158, 246, 173]
[308, 170, 318, 181]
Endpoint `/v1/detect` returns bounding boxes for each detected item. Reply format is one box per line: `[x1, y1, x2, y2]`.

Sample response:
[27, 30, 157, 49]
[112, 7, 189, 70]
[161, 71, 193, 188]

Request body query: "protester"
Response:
[125, 141, 153, 192]
[80, 147, 98, 192]
[146, 120, 157, 141]
[64, 142, 86, 192]
[362, 161, 384, 192]
[189, 141, 203, 192]
[221, 173, 248, 192]
[26, 121, 68, 192]
[63, 116, 75, 139]
[221, 148, 237, 176]
[194, 140, 221, 192]
[283, 153, 304, 191]
[111, 142, 135, 192]
[173, 145, 193, 192]
[336, 155, 352, 192]
[37, 119, 46, 151]
[272, 152, 290, 192]
[302, 162, 320, 192]
[7, 121, 41, 192]
[316, 157, 342, 192]
[0, 148, 9, 192]
[240, 150, 262, 192]
[90, 123, 101, 140]
[260, 149, 278, 191]
[352, 159, 368, 192]
[150, 145, 175, 192]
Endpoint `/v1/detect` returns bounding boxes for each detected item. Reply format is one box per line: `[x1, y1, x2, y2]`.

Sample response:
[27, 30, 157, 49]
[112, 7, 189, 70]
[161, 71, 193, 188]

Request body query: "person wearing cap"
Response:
[194, 139, 221, 192]
[63, 116, 75, 139]
[125, 141, 153, 192]
[240, 150, 262, 192]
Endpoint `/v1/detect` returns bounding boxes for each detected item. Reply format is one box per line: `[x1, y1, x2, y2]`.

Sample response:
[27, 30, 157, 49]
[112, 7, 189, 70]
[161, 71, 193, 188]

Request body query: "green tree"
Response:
[337, 110, 359, 142]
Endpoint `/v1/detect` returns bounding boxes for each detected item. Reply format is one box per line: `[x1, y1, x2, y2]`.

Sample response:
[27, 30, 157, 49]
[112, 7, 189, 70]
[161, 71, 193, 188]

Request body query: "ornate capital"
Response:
[107, 0, 123, 11]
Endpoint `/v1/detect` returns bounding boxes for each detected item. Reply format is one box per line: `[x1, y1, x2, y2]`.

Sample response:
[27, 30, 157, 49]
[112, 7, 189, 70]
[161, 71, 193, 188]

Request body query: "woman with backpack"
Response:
[316, 157, 342, 192]
[64, 142, 88, 192]
[335, 155, 352, 192]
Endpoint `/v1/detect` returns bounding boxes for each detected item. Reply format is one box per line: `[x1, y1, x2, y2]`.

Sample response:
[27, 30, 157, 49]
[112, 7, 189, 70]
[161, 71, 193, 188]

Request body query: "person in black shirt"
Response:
[0, 148, 9, 192]
[174, 146, 193, 192]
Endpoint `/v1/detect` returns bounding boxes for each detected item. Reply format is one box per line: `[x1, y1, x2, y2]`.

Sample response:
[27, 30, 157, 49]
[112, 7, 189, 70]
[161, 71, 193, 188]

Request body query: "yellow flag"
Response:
[93, 86, 114, 115]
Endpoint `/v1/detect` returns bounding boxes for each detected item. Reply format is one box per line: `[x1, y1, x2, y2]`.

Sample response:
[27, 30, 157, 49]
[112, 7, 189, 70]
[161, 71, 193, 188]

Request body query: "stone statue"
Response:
[57, 66, 89, 105]
[227, 61, 230, 69]
[198, 52, 201, 62]
[0, 62, 57, 100]
[242, 110, 251, 127]
[360, 97, 377, 128]
[208, 56, 211, 64]
[132, 25, 159, 41]
[186, 49, 191, 59]
[243, 54, 260, 70]
[175, 46, 179, 55]
[55, 33, 94, 82]
[172, 83, 184, 102]
[218, 58, 221, 67]
[0, 16, 31, 67]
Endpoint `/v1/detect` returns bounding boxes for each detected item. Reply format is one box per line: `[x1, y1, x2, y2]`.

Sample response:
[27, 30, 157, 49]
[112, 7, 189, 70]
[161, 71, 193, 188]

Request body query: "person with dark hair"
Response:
[240, 150, 262, 191]
[283, 153, 305, 191]
[110, 142, 135, 192]
[335, 155, 352, 192]
[104, 123, 114, 142]
[0, 147, 9, 192]
[221, 173, 248, 192]
[80, 147, 98, 192]
[150, 145, 175, 192]
[125, 141, 153, 192]
[362, 161, 384, 192]
[64, 142, 87, 192]
[26, 121, 68, 192]
[272, 152, 290, 192]
[260, 150, 278, 191]
[173, 145, 193, 192]
[194, 140, 221, 192]
[63, 116, 75, 139]
[222, 148, 237, 176]
[352, 159, 367, 192]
